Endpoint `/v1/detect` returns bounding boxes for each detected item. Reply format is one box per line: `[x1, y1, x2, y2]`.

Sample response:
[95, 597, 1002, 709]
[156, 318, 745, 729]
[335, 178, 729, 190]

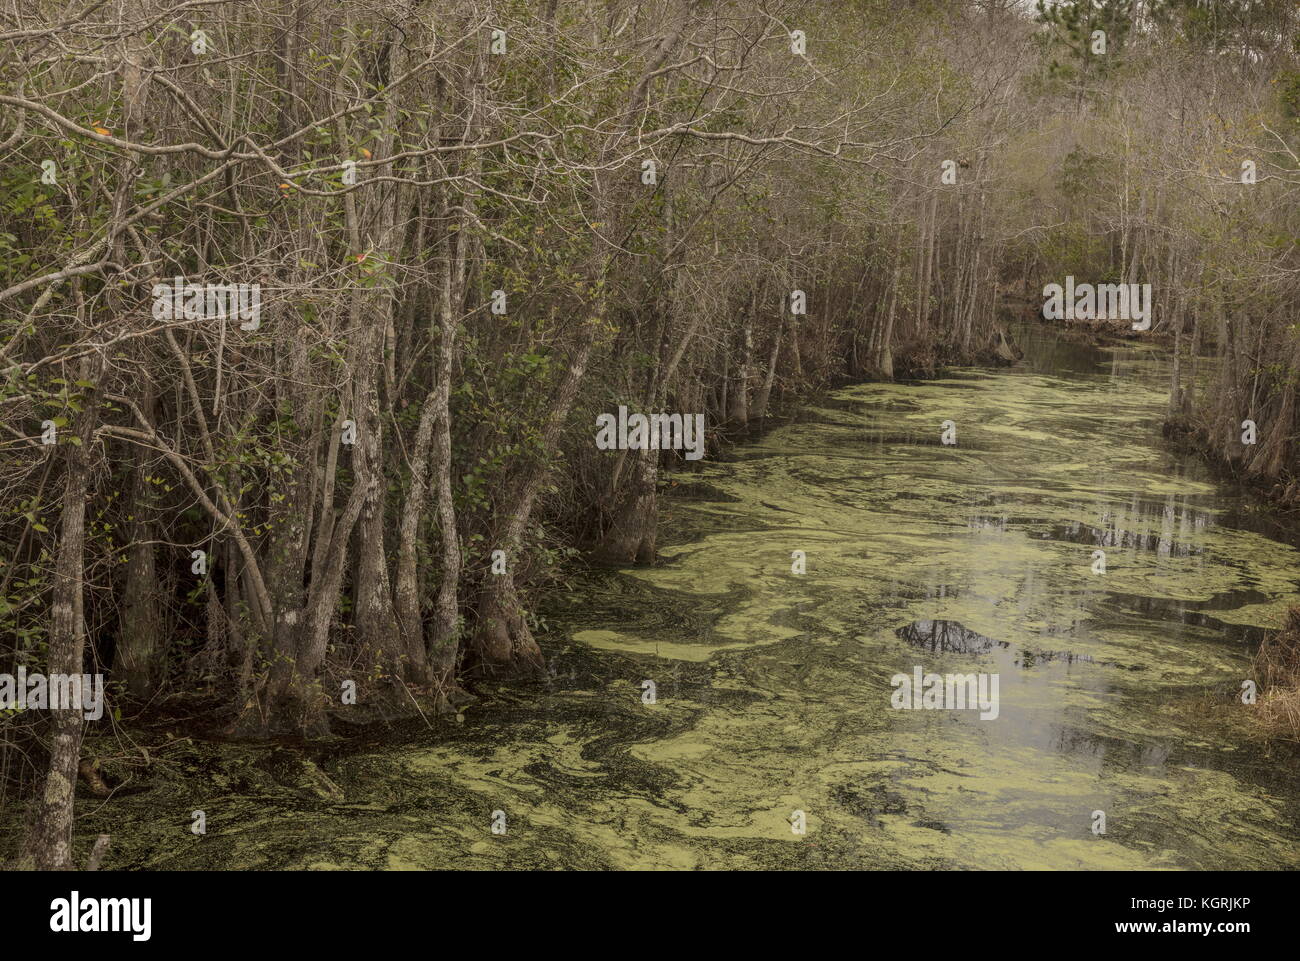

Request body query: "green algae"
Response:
[18, 325, 1300, 871]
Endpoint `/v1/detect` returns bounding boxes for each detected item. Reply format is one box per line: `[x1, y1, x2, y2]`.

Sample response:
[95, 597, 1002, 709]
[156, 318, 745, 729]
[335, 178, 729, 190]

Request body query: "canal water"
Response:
[82, 325, 1300, 869]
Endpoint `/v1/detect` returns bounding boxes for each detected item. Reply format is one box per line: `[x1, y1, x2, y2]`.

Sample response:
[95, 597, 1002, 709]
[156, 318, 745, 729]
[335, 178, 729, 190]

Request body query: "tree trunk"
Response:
[879, 254, 901, 380]
[754, 313, 783, 419]
[393, 391, 439, 686]
[351, 29, 411, 682]
[590, 447, 658, 565]
[22, 357, 100, 870]
[117, 391, 165, 698]
[728, 288, 755, 426]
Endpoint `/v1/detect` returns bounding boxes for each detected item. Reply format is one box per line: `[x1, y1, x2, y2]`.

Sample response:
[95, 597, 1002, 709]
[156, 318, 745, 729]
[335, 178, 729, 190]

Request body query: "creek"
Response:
[75, 324, 1300, 870]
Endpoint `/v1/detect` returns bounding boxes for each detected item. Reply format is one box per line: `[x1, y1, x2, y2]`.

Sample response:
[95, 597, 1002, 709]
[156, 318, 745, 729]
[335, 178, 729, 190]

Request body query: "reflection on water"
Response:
[896, 618, 1112, 669]
[73, 322, 1300, 870]
[898, 618, 1012, 655]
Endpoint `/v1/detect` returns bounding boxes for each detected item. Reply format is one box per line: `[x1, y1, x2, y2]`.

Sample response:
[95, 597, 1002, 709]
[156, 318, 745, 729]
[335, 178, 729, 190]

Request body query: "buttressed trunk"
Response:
[591, 446, 658, 565]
